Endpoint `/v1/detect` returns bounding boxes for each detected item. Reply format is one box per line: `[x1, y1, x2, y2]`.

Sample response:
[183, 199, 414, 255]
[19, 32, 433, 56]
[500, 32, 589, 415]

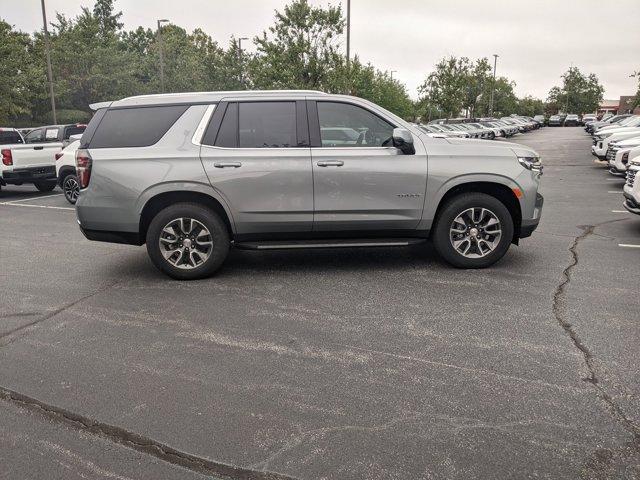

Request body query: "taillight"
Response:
[55, 152, 63, 161]
[76, 149, 92, 188]
[1, 149, 12, 166]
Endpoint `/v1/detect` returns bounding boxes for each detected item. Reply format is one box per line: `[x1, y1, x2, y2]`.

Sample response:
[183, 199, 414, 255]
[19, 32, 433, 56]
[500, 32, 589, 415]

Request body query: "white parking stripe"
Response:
[607, 191, 622, 193]
[611, 210, 629, 213]
[619, 244, 640, 249]
[5, 193, 63, 204]
[0, 202, 74, 211]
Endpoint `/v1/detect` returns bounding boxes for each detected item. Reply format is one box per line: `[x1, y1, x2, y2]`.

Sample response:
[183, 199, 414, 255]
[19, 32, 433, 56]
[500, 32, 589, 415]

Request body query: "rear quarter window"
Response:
[88, 105, 189, 148]
[0, 131, 23, 145]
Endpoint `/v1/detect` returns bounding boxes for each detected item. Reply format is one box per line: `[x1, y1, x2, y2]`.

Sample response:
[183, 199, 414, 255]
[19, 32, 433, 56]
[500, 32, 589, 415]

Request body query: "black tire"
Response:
[146, 202, 230, 280]
[488, 132, 495, 140]
[61, 173, 80, 204]
[432, 192, 514, 269]
[34, 181, 56, 192]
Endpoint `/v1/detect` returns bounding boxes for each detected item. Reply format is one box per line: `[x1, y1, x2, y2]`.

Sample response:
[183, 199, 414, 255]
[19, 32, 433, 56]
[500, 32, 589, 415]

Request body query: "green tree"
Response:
[546, 66, 604, 114]
[517, 95, 545, 117]
[251, 0, 344, 90]
[418, 56, 471, 118]
[0, 20, 44, 125]
[462, 57, 492, 117]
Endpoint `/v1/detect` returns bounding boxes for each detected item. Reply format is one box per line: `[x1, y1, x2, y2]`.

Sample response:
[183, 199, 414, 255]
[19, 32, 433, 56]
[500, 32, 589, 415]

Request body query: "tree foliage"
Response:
[546, 66, 604, 114]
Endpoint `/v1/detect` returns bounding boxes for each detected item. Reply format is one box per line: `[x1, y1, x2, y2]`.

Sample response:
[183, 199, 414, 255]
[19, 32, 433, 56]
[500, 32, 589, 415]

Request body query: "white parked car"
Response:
[55, 138, 81, 204]
[592, 128, 640, 160]
[608, 138, 640, 176]
[0, 123, 86, 192]
[623, 159, 640, 215]
[593, 115, 640, 136]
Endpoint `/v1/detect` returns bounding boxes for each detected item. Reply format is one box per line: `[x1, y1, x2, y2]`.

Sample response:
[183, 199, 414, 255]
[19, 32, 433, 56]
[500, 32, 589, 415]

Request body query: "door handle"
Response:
[33, 146, 44, 150]
[213, 162, 242, 168]
[316, 160, 344, 167]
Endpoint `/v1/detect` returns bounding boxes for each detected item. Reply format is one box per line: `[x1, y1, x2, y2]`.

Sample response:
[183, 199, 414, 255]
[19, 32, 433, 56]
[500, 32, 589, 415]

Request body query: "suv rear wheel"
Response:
[432, 192, 514, 268]
[146, 203, 230, 280]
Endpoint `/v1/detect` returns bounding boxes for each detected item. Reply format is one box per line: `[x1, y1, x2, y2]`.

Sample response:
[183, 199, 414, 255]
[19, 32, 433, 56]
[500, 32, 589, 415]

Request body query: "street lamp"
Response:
[40, 0, 57, 124]
[157, 19, 169, 93]
[237, 37, 249, 87]
[489, 54, 498, 117]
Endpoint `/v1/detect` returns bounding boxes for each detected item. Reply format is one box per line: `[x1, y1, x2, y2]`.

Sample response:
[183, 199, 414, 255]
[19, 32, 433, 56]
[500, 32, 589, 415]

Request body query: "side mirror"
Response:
[392, 128, 415, 155]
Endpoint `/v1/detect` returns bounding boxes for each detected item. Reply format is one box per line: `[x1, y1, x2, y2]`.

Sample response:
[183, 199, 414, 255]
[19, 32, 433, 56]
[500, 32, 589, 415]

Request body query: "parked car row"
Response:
[0, 123, 86, 198]
[419, 115, 544, 140]
[586, 114, 640, 217]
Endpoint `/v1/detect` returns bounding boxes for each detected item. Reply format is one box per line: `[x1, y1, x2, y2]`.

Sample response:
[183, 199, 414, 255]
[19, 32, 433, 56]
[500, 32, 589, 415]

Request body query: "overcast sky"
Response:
[2, 0, 639, 100]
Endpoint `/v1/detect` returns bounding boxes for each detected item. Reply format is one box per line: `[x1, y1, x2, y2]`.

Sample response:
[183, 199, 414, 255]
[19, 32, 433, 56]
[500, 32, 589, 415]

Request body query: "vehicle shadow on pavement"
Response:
[101, 242, 530, 282]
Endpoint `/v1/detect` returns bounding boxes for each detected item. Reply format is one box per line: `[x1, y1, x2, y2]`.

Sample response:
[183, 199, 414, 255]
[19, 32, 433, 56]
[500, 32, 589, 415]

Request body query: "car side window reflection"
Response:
[317, 102, 394, 148]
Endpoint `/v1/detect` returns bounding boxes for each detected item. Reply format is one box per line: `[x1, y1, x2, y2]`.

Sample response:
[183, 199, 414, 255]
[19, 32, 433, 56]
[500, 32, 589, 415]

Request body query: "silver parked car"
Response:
[76, 90, 544, 279]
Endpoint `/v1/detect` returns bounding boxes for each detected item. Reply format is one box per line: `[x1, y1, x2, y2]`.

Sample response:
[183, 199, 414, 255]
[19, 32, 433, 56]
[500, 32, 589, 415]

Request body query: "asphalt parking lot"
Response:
[1, 127, 639, 479]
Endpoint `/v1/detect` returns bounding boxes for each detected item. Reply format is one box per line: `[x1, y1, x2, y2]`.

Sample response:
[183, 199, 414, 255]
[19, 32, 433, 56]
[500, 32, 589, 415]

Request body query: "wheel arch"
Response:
[57, 166, 76, 187]
[139, 190, 235, 242]
[430, 180, 523, 243]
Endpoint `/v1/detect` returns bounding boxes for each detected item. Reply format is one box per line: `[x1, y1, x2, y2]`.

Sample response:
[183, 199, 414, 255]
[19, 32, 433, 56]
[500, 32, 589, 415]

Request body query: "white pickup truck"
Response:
[0, 123, 86, 192]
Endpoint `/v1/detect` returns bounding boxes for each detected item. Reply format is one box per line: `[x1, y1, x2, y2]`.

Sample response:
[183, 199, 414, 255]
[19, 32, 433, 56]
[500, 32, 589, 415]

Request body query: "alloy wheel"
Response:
[63, 176, 80, 203]
[159, 217, 213, 269]
[449, 207, 502, 258]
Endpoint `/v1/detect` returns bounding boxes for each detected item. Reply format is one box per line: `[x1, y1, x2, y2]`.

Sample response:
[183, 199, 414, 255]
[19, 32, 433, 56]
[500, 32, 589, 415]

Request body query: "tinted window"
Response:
[317, 102, 394, 147]
[88, 105, 188, 148]
[64, 125, 86, 139]
[215, 103, 238, 148]
[24, 128, 45, 143]
[0, 131, 23, 145]
[238, 102, 297, 148]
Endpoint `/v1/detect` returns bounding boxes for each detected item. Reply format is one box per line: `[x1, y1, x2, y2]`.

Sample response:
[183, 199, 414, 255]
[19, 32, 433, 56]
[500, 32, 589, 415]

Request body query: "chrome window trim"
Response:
[191, 104, 216, 146]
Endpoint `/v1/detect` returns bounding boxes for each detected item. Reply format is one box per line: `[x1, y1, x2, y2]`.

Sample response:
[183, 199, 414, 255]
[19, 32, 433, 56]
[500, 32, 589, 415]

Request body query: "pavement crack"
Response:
[0, 280, 121, 346]
[552, 221, 640, 441]
[0, 386, 297, 480]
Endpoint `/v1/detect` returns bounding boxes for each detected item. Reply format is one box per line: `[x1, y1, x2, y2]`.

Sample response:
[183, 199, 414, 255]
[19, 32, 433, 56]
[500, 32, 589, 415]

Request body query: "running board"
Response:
[234, 238, 426, 250]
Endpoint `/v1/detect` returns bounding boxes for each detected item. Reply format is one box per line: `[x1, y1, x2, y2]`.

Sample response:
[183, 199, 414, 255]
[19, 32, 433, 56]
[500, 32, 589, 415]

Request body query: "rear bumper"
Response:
[79, 225, 143, 246]
[1, 166, 56, 185]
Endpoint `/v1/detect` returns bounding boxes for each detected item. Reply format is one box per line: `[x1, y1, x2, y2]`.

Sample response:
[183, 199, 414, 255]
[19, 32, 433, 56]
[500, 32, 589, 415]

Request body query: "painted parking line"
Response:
[619, 244, 640, 249]
[608, 191, 622, 193]
[0, 201, 74, 211]
[611, 210, 629, 213]
[4, 193, 64, 204]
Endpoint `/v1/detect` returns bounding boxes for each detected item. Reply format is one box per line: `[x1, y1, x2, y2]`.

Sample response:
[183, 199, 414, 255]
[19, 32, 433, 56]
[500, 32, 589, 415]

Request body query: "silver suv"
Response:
[76, 90, 544, 279]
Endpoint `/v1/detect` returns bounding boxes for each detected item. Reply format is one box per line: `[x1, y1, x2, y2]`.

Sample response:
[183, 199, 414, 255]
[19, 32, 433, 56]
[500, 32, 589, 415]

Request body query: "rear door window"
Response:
[88, 105, 189, 148]
[238, 102, 297, 148]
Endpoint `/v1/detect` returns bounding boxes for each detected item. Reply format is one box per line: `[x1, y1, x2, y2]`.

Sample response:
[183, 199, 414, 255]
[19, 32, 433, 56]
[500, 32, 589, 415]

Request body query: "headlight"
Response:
[518, 156, 543, 172]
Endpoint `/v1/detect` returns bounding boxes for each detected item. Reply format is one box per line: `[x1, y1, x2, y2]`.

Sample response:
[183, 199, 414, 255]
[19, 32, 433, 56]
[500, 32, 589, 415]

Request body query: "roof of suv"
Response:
[91, 90, 329, 110]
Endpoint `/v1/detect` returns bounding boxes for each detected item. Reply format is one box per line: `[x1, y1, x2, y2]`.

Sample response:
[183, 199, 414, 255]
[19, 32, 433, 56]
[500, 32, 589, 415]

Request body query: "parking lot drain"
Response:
[552, 221, 640, 442]
[0, 385, 298, 480]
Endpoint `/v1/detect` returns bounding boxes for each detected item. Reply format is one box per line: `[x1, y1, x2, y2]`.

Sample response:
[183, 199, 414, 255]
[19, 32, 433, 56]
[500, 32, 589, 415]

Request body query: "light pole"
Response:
[489, 54, 498, 117]
[40, 0, 57, 124]
[346, 0, 351, 70]
[157, 19, 169, 93]
[237, 37, 249, 87]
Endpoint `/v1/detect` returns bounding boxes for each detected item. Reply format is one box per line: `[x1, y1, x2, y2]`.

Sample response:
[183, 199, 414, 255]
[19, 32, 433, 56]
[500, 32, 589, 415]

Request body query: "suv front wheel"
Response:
[146, 203, 230, 280]
[432, 192, 514, 269]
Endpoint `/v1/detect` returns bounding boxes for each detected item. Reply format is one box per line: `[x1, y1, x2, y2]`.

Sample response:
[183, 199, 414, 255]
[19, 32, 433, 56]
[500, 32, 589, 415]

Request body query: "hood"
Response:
[607, 130, 640, 142]
[442, 137, 538, 158]
[597, 126, 640, 136]
[614, 136, 640, 147]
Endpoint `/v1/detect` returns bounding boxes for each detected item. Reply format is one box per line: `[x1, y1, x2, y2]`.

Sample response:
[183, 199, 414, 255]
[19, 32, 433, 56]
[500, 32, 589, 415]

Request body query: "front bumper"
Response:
[519, 192, 544, 239]
[0, 166, 56, 185]
[623, 195, 640, 215]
